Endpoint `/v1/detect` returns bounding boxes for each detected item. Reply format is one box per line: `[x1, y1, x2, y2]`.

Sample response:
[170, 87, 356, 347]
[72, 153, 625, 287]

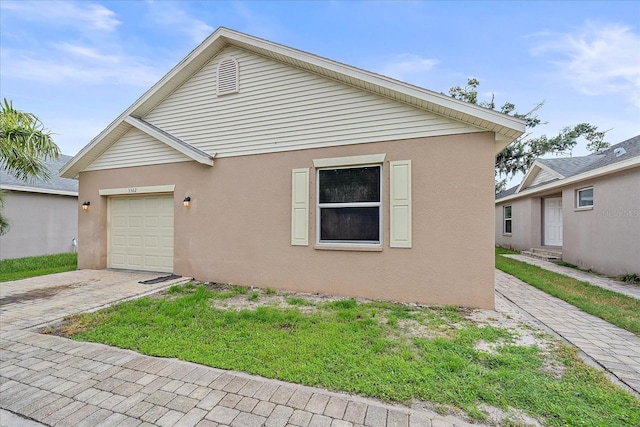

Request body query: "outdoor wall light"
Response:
[183, 196, 191, 207]
[82, 201, 91, 210]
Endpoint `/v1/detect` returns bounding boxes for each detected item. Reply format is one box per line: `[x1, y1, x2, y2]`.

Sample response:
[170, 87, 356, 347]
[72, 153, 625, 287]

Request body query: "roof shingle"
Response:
[1, 155, 79, 194]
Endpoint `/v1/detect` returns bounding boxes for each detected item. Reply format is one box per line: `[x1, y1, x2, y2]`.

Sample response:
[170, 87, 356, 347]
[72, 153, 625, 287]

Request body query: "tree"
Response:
[0, 99, 60, 235]
[449, 79, 609, 192]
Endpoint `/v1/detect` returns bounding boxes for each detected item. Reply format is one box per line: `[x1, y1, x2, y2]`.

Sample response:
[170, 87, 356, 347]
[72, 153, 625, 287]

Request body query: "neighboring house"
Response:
[61, 28, 525, 309]
[0, 155, 79, 260]
[495, 136, 640, 276]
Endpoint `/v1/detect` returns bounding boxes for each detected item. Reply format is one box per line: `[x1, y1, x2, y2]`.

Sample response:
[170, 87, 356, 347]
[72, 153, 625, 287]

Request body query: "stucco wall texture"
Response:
[78, 133, 497, 309]
[562, 169, 640, 276]
[495, 168, 640, 276]
[495, 198, 542, 250]
[0, 192, 78, 260]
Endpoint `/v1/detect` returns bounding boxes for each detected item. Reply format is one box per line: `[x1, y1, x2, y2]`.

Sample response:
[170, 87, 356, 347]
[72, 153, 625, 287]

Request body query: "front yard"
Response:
[51, 282, 639, 426]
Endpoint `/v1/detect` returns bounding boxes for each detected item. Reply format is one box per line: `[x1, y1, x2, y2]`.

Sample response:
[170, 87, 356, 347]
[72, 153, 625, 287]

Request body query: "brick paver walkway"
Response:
[496, 269, 640, 396]
[0, 270, 478, 427]
[503, 254, 640, 299]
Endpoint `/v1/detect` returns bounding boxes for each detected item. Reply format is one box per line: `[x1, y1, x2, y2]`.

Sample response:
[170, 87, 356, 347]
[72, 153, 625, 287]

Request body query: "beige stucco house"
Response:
[61, 28, 525, 309]
[495, 136, 640, 276]
[1, 155, 78, 260]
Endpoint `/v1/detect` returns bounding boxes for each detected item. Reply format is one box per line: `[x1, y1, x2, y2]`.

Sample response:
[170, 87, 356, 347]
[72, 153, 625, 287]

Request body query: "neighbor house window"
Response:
[503, 205, 512, 234]
[317, 165, 382, 245]
[576, 187, 594, 208]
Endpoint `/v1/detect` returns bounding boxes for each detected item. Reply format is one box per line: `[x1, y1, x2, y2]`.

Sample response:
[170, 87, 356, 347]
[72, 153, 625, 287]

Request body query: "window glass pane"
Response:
[320, 207, 380, 242]
[319, 167, 380, 203]
[504, 205, 512, 219]
[578, 188, 593, 207]
[505, 219, 512, 234]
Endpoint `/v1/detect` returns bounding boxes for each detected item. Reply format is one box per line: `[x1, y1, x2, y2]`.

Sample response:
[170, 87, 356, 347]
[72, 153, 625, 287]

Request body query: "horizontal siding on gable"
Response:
[144, 47, 481, 158]
[529, 168, 556, 188]
[85, 127, 192, 171]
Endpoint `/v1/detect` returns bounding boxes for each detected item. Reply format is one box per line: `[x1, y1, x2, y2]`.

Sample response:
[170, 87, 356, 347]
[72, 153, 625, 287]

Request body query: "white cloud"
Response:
[1, 45, 163, 87]
[0, 1, 120, 32]
[531, 22, 640, 109]
[378, 54, 439, 83]
[145, 1, 214, 44]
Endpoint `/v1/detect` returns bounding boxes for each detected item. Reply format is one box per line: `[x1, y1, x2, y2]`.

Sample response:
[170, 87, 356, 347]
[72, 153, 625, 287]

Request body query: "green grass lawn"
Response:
[0, 252, 77, 282]
[495, 248, 640, 336]
[58, 283, 640, 426]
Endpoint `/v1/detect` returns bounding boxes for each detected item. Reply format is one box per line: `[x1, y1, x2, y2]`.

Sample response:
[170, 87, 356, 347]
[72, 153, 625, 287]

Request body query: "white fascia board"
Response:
[516, 160, 565, 193]
[0, 184, 78, 197]
[496, 157, 640, 204]
[124, 117, 215, 166]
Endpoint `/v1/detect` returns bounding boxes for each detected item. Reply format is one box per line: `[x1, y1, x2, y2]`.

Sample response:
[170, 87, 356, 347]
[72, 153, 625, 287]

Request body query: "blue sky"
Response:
[1, 0, 639, 166]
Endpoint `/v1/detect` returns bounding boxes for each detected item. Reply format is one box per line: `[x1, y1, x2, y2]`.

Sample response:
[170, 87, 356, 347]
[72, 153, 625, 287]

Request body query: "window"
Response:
[576, 187, 593, 208]
[317, 165, 382, 245]
[503, 205, 512, 234]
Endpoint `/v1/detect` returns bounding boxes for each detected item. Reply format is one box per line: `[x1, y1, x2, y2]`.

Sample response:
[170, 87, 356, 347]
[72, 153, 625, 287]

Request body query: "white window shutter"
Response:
[390, 160, 412, 248]
[291, 168, 309, 246]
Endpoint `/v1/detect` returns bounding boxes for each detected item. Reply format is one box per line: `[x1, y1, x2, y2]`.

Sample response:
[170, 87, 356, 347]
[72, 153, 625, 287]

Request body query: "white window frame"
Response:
[576, 187, 594, 209]
[503, 205, 512, 235]
[315, 163, 383, 247]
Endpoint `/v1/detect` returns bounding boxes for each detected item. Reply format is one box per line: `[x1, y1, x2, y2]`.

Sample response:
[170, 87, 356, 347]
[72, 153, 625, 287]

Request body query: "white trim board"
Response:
[99, 185, 176, 196]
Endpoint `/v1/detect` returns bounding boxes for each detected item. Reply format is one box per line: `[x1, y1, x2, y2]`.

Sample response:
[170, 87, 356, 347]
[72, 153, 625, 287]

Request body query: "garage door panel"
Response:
[111, 254, 126, 266]
[109, 194, 174, 273]
[112, 216, 127, 227]
[127, 255, 143, 268]
[144, 236, 159, 248]
[128, 216, 142, 228]
[161, 236, 173, 248]
[127, 236, 142, 247]
[145, 197, 160, 209]
[145, 217, 159, 228]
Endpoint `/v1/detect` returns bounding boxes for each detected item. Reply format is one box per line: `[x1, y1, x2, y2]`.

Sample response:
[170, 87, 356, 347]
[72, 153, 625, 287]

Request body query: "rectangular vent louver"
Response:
[217, 58, 239, 95]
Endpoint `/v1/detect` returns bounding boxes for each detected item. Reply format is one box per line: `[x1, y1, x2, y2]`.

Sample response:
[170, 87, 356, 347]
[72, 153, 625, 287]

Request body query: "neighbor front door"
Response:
[544, 198, 563, 246]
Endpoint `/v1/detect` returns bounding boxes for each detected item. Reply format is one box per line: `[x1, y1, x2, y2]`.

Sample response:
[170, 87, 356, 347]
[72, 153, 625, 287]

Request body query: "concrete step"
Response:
[522, 248, 562, 261]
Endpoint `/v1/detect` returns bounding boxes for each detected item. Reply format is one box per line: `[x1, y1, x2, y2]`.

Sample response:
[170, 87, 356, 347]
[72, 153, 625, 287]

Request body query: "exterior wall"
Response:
[562, 168, 640, 276]
[495, 197, 542, 250]
[78, 132, 497, 309]
[0, 191, 78, 260]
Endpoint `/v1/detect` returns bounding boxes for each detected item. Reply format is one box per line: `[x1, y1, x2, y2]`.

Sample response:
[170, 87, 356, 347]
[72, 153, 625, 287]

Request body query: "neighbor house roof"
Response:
[496, 135, 640, 202]
[0, 155, 79, 196]
[61, 27, 525, 179]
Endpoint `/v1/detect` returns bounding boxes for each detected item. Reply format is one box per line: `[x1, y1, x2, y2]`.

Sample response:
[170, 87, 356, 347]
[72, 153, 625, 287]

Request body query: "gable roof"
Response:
[1, 155, 78, 196]
[496, 135, 640, 201]
[61, 27, 525, 179]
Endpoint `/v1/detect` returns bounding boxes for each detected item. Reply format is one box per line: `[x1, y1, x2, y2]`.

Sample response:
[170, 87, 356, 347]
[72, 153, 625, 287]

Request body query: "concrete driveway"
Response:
[0, 270, 188, 332]
[0, 270, 474, 427]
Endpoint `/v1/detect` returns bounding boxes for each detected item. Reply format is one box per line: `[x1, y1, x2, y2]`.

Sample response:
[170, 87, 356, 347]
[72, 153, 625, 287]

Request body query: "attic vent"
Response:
[217, 58, 239, 95]
[614, 147, 627, 157]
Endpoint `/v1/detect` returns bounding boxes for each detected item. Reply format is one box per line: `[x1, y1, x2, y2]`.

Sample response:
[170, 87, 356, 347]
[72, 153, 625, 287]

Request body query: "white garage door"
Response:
[109, 194, 174, 273]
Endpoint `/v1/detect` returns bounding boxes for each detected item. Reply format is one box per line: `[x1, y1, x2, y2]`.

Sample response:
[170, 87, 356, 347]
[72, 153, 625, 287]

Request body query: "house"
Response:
[60, 27, 525, 309]
[495, 136, 640, 276]
[0, 155, 79, 260]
